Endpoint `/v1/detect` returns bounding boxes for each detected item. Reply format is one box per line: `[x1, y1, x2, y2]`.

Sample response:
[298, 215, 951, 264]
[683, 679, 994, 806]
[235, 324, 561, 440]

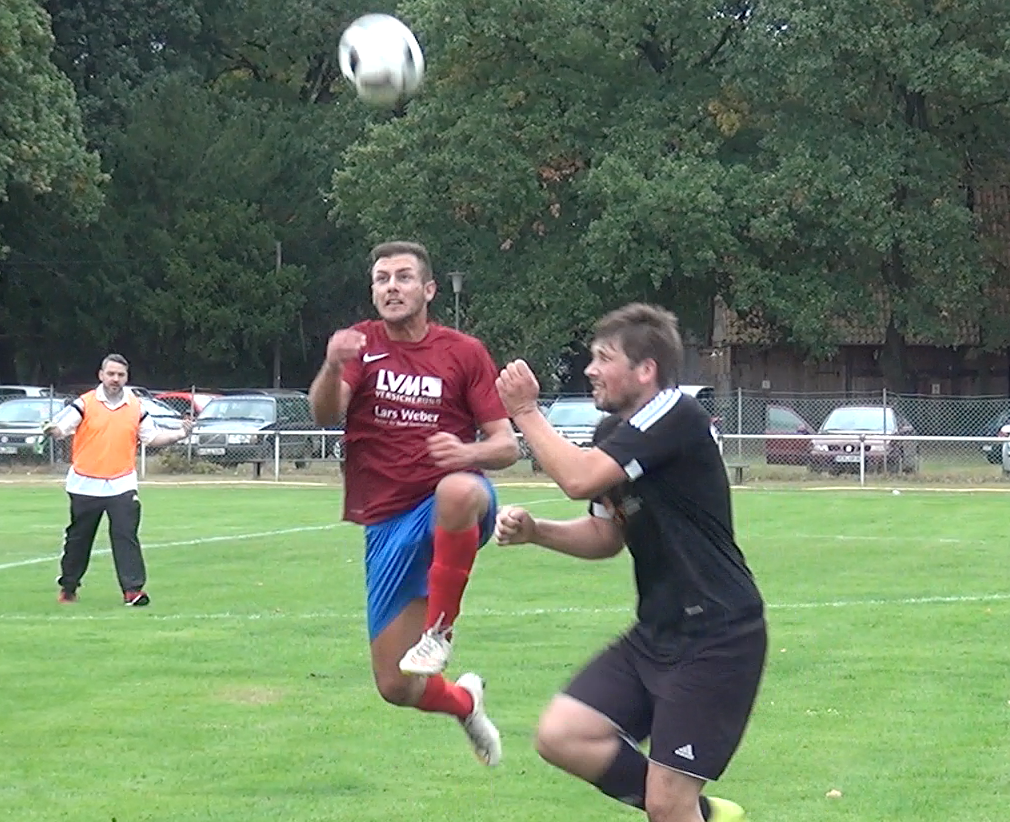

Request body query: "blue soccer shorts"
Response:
[363, 476, 498, 641]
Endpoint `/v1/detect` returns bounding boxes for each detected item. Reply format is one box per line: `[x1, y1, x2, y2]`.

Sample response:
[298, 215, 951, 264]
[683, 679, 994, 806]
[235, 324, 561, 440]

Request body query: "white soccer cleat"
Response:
[398, 619, 453, 676]
[456, 672, 502, 767]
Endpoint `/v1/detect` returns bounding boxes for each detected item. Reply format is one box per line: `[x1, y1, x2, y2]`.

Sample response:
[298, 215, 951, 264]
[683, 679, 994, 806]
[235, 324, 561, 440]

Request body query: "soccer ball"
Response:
[338, 14, 425, 107]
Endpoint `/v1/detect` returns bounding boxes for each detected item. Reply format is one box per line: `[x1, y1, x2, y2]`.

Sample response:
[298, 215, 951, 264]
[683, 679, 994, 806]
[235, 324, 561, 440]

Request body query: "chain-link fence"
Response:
[715, 389, 1010, 477]
[2, 387, 1010, 483]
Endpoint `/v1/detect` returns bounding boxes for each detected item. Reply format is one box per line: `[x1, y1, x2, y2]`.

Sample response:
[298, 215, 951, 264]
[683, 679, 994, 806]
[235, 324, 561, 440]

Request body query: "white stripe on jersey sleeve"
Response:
[623, 459, 644, 480]
[590, 502, 613, 519]
[628, 388, 682, 432]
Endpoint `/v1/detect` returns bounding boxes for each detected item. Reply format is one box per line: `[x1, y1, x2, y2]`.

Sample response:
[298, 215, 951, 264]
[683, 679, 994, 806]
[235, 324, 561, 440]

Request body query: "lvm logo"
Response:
[376, 368, 443, 400]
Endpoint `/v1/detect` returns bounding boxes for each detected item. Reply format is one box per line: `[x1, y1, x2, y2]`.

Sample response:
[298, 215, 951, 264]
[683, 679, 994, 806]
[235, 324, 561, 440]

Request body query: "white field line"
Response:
[1, 592, 1009, 623]
[0, 496, 566, 572]
[746, 533, 979, 544]
[0, 524, 347, 571]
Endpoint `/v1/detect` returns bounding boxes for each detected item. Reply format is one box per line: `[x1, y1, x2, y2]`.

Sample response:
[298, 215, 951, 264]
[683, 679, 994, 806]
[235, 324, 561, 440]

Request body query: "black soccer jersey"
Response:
[591, 388, 764, 655]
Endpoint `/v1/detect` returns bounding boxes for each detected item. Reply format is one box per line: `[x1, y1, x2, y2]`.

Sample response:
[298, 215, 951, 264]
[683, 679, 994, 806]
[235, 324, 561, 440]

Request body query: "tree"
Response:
[0, 0, 103, 214]
[720, 0, 1010, 388]
[330, 0, 750, 380]
[1, 0, 378, 386]
[332, 0, 1010, 390]
[0, 0, 105, 380]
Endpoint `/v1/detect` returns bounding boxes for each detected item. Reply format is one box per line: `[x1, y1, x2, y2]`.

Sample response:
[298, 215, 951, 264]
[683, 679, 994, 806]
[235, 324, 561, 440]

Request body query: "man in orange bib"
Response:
[43, 354, 193, 606]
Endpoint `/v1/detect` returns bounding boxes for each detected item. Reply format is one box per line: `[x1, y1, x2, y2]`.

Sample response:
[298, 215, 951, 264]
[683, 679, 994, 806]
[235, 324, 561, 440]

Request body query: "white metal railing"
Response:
[717, 432, 1008, 486]
[128, 429, 1010, 485]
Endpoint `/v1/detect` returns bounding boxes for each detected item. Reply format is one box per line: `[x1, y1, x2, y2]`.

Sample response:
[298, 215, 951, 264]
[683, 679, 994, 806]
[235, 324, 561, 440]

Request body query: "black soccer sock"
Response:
[699, 796, 711, 820]
[591, 738, 647, 810]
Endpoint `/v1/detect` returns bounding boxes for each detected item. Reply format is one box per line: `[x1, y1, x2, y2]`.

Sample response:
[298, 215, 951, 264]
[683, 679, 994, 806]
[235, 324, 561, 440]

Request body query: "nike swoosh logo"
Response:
[362, 353, 390, 363]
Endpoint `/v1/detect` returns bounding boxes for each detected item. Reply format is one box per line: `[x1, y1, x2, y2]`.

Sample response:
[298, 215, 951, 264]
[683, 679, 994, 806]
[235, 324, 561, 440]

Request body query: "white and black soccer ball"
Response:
[338, 14, 425, 107]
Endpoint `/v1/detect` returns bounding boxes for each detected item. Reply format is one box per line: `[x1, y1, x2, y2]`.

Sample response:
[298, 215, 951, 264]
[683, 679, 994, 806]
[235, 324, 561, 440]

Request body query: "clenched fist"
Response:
[495, 359, 541, 418]
[494, 505, 536, 546]
[325, 328, 367, 369]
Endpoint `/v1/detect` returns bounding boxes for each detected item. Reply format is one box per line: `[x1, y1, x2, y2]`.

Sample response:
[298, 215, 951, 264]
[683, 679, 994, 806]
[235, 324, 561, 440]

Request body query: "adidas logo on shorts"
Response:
[673, 744, 695, 760]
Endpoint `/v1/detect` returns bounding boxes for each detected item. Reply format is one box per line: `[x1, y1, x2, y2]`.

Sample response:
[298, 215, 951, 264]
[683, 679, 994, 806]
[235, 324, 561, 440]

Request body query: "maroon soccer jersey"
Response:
[340, 320, 508, 524]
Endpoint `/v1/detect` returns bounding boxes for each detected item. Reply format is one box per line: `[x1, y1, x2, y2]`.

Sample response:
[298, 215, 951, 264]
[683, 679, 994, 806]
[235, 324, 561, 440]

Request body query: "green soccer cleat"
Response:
[706, 796, 747, 822]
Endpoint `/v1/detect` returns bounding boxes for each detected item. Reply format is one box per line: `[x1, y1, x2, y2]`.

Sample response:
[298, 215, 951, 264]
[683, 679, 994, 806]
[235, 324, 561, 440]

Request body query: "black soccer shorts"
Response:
[563, 617, 767, 781]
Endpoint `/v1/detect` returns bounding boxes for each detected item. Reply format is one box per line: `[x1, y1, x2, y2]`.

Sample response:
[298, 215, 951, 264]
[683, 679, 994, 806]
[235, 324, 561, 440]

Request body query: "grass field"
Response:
[1, 481, 1008, 821]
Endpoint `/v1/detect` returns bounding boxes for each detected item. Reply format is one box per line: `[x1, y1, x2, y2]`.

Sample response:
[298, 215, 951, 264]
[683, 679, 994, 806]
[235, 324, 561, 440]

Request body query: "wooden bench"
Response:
[724, 461, 749, 485]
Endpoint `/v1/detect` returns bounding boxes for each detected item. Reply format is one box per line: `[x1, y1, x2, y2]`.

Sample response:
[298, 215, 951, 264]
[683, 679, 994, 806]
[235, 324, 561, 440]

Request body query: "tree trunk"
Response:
[879, 316, 914, 393]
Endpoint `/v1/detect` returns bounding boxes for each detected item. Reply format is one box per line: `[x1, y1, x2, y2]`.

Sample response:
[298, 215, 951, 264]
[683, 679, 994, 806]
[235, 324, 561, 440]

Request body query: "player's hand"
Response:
[426, 432, 472, 470]
[41, 422, 62, 439]
[494, 505, 535, 546]
[325, 328, 367, 369]
[496, 359, 541, 418]
[181, 418, 195, 436]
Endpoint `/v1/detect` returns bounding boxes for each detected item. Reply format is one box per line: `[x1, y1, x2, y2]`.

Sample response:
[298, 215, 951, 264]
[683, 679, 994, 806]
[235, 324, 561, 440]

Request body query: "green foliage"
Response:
[722, 0, 1010, 383]
[330, 0, 1010, 388]
[1, 1, 375, 386]
[3, 0, 1010, 389]
[0, 0, 103, 214]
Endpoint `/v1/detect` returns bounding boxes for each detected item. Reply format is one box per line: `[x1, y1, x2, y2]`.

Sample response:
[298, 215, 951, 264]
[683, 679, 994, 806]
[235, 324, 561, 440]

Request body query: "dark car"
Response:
[978, 408, 1010, 464]
[0, 396, 73, 462]
[765, 405, 814, 465]
[809, 405, 919, 474]
[191, 391, 319, 468]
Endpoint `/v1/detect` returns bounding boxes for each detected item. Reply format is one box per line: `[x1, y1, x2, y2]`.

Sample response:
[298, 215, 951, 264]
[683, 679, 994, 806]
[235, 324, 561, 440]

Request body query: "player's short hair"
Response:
[101, 353, 129, 371]
[593, 303, 684, 389]
[369, 241, 433, 282]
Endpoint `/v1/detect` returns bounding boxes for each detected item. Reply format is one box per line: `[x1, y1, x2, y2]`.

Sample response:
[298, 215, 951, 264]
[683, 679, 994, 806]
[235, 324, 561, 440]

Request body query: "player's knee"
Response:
[434, 473, 487, 526]
[534, 706, 575, 766]
[373, 670, 414, 706]
[643, 780, 700, 822]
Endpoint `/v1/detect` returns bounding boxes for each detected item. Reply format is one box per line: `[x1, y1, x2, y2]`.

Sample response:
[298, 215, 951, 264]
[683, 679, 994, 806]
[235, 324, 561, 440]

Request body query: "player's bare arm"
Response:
[494, 505, 624, 560]
[146, 418, 194, 448]
[496, 360, 626, 499]
[426, 418, 520, 471]
[309, 328, 365, 425]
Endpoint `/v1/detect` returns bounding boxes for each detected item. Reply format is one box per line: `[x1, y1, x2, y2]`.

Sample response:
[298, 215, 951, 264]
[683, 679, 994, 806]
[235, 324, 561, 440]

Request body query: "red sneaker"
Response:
[123, 590, 150, 607]
[57, 589, 78, 604]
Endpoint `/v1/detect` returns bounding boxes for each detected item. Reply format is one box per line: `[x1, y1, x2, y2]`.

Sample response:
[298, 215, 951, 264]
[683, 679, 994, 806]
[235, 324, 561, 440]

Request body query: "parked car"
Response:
[809, 405, 919, 474]
[544, 397, 608, 446]
[0, 396, 73, 462]
[0, 384, 54, 399]
[681, 384, 720, 438]
[154, 390, 221, 417]
[765, 405, 814, 465]
[544, 386, 717, 447]
[191, 391, 318, 468]
[978, 408, 1010, 464]
[138, 396, 189, 453]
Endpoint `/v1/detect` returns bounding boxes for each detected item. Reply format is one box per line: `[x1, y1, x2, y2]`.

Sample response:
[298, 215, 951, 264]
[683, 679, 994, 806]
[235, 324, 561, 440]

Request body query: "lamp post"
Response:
[448, 271, 466, 330]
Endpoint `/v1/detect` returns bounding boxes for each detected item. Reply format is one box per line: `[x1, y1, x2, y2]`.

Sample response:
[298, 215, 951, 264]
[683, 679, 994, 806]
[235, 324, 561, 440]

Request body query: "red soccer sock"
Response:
[416, 675, 474, 719]
[426, 524, 479, 632]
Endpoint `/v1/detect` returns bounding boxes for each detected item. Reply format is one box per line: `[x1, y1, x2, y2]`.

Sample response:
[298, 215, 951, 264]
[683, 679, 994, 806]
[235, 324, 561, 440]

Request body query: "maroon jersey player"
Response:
[309, 241, 519, 766]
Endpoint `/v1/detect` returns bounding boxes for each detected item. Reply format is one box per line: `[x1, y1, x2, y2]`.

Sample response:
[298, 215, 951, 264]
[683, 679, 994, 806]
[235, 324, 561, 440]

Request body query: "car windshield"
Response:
[0, 399, 63, 423]
[546, 401, 607, 427]
[198, 399, 275, 422]
[820, 407, 897, 434]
